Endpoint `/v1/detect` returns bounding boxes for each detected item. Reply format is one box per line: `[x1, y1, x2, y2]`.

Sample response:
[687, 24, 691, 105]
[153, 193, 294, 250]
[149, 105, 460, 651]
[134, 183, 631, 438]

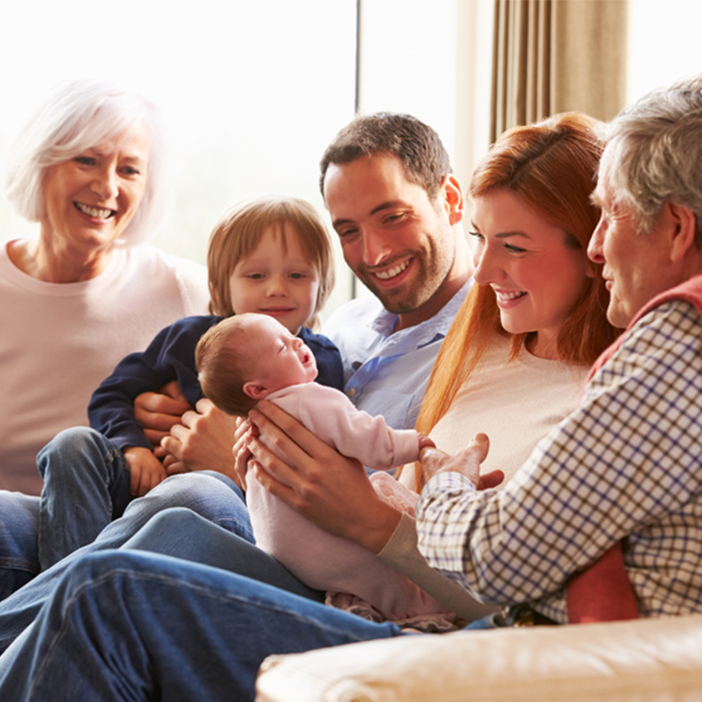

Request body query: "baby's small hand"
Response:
[417, 433, 436, 451]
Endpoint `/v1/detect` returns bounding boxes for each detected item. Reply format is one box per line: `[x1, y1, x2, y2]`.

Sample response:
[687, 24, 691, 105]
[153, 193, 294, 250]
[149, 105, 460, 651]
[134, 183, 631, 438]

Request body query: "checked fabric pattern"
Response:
[416, 300, 702, 623]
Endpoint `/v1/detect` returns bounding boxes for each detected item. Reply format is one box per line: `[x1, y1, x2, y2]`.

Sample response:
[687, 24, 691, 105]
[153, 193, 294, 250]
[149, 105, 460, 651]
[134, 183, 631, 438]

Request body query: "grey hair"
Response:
[3, 79, 170, 247]
[602, 74, 702, 239]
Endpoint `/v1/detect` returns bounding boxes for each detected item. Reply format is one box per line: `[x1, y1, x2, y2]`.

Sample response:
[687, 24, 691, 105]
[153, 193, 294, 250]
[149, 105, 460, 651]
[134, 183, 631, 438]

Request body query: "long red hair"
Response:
[407, 113, 620, 486]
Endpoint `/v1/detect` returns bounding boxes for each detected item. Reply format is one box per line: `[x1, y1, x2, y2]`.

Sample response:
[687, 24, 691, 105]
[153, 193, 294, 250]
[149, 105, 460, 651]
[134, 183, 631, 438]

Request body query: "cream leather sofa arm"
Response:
[256, 614, 702, 702]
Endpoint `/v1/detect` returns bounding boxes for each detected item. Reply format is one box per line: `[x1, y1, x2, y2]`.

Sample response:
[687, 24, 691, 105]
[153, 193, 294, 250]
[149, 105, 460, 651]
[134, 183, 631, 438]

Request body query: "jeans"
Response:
[0, 470, 254, 654]
[123, 507, 323, 601]
[37, 427, 134, 568]
[0, 492, 40, 599]
[0, 550, 404, 702]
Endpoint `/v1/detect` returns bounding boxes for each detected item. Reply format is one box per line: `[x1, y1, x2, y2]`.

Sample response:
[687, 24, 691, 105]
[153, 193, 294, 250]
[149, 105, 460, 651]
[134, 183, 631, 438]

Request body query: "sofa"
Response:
[255, 614, 702, 701]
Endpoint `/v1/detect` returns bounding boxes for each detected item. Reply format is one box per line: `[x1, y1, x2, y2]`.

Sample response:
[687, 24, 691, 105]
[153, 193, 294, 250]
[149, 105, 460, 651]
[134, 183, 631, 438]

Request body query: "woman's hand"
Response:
[420, 433, 504, 490]
[246, 400, 401, 554]
[134, 380, 193, 453]
[160, 398, 242, 487]
[232, 417, 254, 488]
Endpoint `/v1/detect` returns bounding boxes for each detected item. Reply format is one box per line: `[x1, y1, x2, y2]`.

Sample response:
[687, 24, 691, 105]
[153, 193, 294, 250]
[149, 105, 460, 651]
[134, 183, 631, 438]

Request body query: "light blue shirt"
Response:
[323, 280, 472, 431]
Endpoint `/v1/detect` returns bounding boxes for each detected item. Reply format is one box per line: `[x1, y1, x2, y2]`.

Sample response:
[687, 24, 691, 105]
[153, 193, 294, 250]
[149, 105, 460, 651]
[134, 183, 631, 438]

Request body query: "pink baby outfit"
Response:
[246, 382, 453, 626]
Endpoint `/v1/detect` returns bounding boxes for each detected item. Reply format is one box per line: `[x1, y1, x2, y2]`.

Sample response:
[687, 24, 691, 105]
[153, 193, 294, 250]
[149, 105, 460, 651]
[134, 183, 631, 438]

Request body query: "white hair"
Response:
[602, 74, 702, 240]
[4, 79, 171, 247]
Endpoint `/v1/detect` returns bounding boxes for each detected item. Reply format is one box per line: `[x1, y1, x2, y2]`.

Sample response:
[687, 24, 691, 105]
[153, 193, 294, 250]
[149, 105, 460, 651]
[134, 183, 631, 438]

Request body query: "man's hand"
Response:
[123, 446, 168, 497]
[134, 380, 193, 453]
[232, 417, 254, 488]
[246, 400, 401, 554]
[160, 398, 242, 486]
[420, 433, 503, 490]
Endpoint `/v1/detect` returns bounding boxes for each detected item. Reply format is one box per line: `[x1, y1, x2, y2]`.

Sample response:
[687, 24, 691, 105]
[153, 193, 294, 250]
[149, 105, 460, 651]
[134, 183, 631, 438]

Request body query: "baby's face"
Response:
[246, 314, 318, 393]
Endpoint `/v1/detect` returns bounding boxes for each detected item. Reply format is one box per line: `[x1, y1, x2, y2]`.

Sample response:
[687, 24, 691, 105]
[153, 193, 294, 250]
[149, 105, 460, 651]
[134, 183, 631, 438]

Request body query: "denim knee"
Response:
[37, 427, 116, 480]
[124, 472, 253, 542]
[0, 493, 40, 599]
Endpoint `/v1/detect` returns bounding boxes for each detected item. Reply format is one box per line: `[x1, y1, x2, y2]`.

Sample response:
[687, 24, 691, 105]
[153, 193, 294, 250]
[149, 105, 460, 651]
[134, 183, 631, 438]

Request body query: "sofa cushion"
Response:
[256, 614, 702, 701]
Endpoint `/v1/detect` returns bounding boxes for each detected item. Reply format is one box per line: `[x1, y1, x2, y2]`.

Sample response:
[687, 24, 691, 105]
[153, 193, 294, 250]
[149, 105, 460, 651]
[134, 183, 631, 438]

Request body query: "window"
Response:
[2, 0, 700, 314]
[0, 0, 358, 312]
[627, 0, 702, 102]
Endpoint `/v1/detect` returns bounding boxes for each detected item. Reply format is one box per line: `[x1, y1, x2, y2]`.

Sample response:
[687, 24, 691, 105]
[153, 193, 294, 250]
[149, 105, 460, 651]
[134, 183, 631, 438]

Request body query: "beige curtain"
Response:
[491, 0, 628, 141]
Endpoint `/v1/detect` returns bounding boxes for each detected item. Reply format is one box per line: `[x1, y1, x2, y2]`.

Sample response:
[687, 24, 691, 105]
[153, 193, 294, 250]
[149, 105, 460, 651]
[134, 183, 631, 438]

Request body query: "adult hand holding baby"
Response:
[245, 400, 402, 554]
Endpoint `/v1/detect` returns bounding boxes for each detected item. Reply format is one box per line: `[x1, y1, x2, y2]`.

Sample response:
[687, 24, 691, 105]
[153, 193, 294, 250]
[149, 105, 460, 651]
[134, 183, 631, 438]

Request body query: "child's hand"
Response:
[123, 446, 168, 497]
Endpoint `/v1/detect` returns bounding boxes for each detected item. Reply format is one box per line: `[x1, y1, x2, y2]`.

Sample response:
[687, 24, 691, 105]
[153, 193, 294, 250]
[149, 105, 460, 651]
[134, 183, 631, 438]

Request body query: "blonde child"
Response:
[37, 197, 343, 569]
[195, 313, 455, 628]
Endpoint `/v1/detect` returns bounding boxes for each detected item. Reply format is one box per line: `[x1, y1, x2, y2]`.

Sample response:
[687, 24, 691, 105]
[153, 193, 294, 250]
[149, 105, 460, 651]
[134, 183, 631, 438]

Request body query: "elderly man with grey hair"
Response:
[418, 73, 702, 622]
[2, 75, 702, 701]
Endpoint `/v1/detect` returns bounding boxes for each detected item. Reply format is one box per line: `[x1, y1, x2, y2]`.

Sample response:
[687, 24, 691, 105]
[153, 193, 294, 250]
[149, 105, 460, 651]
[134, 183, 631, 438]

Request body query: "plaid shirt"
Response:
[416, 299, 702, 622]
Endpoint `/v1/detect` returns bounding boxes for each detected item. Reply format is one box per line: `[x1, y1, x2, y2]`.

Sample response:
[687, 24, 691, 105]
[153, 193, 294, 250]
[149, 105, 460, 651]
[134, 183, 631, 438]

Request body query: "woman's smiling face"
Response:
[470, 188, 595, 359]
[40, 127, 150, 256]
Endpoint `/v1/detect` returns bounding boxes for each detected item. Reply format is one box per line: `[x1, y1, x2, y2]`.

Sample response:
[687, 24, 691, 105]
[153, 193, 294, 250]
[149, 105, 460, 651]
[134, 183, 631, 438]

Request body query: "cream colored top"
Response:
[0, 241, 208, 494]
[428, 334, 589, 483]
[379, 334, 590, 619]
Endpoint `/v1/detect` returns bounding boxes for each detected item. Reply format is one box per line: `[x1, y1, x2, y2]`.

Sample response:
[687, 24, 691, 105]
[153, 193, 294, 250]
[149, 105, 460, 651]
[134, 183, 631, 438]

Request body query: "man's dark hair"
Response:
[319, 112, 452, 200]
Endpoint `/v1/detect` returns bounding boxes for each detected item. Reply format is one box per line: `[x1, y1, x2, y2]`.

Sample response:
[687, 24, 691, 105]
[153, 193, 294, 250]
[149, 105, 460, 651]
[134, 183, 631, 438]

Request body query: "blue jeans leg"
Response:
[0, 470, 252, 654]
[124, 507, 323, 601]
[37, 427, 133, 569]
[0, 550, 404, 702]
[0, 493, 40, 600]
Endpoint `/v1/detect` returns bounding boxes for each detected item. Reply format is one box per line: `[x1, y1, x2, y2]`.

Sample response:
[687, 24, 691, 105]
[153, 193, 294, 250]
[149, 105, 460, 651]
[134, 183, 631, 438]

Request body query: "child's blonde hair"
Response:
[207, 196, 335, 329]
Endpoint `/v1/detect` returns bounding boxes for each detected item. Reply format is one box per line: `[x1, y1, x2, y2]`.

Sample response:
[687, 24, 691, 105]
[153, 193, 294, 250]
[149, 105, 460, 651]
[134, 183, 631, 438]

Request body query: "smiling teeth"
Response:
[76, 203, 113, 219]
[496, 290, 526, 301]
[375, 260, 409, 280]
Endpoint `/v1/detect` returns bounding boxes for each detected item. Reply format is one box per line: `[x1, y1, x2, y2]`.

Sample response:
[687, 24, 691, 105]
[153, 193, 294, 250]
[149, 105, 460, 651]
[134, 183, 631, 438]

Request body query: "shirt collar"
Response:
[370, 278, 473, 343]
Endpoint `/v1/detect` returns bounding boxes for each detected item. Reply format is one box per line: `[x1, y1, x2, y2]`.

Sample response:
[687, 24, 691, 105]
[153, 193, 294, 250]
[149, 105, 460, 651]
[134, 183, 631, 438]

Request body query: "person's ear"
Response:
[243, 381, 268, 400]
[667, 201, 698, 263]
[440, 174, 464, 225]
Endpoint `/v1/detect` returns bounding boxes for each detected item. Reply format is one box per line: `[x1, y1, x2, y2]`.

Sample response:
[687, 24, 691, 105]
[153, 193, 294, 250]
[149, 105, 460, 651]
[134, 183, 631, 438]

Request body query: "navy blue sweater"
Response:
[88, 315, 344, 451]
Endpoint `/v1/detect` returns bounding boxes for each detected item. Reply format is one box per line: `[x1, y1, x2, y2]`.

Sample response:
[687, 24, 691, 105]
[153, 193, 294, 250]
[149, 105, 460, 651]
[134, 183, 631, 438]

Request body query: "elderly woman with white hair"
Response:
[0, 81, 210, 595]
[0, 80, 209, 496]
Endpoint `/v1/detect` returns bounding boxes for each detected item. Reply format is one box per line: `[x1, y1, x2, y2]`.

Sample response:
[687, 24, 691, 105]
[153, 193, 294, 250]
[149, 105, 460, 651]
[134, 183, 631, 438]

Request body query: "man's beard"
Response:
[357, 244, 454, 315]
